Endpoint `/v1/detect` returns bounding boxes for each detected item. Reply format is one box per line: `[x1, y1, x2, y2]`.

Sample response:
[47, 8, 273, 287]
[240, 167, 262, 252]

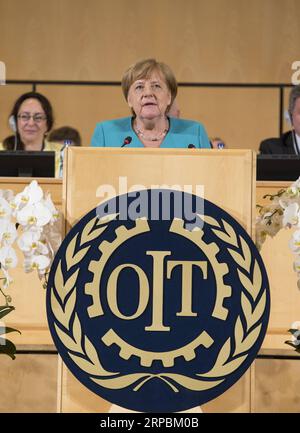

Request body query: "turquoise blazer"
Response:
[91, 117, 211, 149]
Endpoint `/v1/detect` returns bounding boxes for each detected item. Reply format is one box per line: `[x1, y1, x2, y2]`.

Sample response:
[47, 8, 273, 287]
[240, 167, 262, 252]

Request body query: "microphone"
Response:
[292, 130, 300, 155]
[8, 115, 18, 150]
[288, 112, 299, 155]
[188, 144, 195, 149]
[59, 139, 72, 178]
[122, 136, 132, 147]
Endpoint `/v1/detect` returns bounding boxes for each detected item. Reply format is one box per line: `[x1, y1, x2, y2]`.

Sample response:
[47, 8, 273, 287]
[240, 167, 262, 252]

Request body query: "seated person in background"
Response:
[91, 58, 211, 149]
[1, 91, 62, 176]
[48, 126, 82, 147]
[210, 137, 226, 149]
[259, 85, 300, 154]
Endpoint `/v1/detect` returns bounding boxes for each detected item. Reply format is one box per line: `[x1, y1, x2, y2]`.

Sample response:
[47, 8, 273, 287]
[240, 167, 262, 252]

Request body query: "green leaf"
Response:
[285, 342, 300, 353]
[0, 337, 17, 359]
[0, 305, 15, 319]
[0, 326, 21, 336]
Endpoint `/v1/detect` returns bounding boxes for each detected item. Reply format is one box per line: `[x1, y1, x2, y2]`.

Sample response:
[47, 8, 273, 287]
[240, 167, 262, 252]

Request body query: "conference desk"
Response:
[0, 178, 299, 413]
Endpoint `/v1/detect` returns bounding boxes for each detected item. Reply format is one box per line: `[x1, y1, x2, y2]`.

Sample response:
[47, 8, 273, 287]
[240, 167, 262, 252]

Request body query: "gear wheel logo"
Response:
[46, 189, 270, 413]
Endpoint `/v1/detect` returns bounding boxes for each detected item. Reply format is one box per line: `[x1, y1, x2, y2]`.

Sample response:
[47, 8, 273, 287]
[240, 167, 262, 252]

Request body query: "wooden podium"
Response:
[58, 147, 256, 413]
[1, 158, 300, 412]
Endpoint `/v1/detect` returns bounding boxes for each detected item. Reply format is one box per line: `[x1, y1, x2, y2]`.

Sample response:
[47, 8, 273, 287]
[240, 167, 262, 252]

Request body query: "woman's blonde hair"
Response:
[121, 58, 177, 111]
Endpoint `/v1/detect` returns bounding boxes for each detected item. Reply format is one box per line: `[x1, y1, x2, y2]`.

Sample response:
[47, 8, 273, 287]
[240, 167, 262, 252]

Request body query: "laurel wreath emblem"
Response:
[49, 212, 268, 394]
[196, 215, 268, 380]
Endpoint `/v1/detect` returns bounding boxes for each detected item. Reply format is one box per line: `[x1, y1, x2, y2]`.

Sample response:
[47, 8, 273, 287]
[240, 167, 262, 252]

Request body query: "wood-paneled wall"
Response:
[0, 0, 299, 147]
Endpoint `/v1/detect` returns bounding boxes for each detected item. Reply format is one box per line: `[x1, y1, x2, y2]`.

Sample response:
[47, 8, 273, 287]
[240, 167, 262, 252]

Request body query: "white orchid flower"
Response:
[0, 246, 18, 269]
[0, 181, 62, 300]
[291, 321, 300, 330]
[12, 180, 44, 212]
[24, 254, 50, 275]
[291, 177, 300, 190]
[17, 202, 52, 227]
[284, 187, 300, 199]
[0, 189, 14, 202]
[279, 195, 292, 208]
[0, 220, 17, 246]
[293, 258, 300, 273]
[289, 320, 300, 343]
[17, 229, 48, 255]
[1, 267, 13, 289]
[255, 226, 267, 250]
[0, 197, 12, 219]
[256, 208, 282, 239]
[43, 193, 60, 223]
[284, 177, 300, 197]
[289, 230, 300, 253]
[42, 222, 62, 257]
[282, 202, 300, 227]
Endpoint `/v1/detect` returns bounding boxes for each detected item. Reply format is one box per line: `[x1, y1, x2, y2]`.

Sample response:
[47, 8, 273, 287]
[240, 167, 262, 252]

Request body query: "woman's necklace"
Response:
[135, 123, 169, 142]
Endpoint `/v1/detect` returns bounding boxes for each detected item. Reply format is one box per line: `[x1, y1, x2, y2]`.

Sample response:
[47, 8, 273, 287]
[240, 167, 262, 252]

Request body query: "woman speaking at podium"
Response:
[91, 58, 211, 149]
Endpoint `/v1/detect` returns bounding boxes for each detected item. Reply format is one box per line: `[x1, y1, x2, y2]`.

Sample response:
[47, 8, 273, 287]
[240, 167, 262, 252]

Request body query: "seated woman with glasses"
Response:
[1, 91, 63, 177]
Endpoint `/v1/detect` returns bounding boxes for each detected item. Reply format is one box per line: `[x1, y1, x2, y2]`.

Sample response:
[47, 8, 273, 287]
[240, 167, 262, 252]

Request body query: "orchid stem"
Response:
[0, 286, 9, 305]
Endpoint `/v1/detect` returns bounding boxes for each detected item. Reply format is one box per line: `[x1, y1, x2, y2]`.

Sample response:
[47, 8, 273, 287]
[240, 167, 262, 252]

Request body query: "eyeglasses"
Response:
[17, 113, 47, 123]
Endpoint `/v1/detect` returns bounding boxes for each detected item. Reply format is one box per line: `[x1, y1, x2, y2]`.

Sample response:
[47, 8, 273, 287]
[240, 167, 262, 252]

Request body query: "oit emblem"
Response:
[47, 189, 270, 412]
